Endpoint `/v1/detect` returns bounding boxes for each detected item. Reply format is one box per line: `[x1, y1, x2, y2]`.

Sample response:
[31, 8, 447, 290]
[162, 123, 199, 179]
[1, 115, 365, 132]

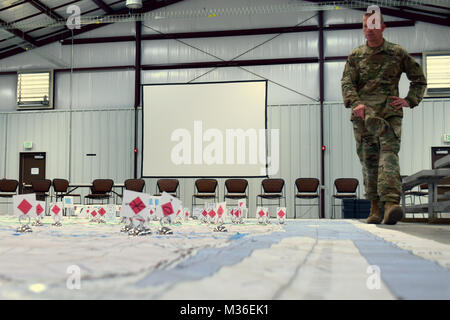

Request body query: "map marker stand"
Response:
[16, 215, 32, 233]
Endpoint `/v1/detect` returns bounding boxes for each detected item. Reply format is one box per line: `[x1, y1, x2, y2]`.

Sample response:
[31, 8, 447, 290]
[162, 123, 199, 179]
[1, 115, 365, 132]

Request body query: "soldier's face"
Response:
[363, 16, 385, 43]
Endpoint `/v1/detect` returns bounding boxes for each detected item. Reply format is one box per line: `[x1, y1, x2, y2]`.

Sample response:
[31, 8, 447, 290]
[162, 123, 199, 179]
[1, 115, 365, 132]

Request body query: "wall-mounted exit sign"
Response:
[444, 134, 450, 143]
[24, 141, 33, 149]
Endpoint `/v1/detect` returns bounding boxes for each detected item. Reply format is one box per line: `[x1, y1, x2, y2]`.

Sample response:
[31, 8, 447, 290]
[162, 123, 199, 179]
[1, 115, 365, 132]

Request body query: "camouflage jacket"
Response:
[341, 38, 427, 119]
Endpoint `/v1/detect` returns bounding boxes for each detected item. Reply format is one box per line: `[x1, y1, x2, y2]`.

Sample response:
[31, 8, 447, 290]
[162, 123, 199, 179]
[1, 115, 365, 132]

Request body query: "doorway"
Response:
[19, 152, 46, 194]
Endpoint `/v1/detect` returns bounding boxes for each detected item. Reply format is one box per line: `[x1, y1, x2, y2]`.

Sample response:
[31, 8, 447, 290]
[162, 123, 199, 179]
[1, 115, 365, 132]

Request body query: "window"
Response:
[17, 70, 54, 110]
[423, 52, 450, 98]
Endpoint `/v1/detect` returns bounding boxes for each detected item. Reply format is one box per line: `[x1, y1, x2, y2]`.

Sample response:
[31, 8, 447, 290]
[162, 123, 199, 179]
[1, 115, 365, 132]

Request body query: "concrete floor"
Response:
[375, 222, 450, 245]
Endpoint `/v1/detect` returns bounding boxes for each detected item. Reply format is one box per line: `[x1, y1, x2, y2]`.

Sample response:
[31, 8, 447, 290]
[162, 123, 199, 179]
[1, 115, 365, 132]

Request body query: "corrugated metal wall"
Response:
[5, 111, 70, 180]
[0, 113, 6, 177]
[401, 100, 450, 174]
[0, 109, 134, 203]
[69, 109, 134, 184]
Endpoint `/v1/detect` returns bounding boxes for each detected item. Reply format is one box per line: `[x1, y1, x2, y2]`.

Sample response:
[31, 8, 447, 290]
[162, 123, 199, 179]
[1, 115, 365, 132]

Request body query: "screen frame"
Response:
[140, 79, 269, 179]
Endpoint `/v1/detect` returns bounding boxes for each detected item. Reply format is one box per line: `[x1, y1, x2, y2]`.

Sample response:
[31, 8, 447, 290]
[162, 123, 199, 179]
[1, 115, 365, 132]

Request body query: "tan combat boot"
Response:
[383, 202, 403, 225]
[366, 200, 382, 224]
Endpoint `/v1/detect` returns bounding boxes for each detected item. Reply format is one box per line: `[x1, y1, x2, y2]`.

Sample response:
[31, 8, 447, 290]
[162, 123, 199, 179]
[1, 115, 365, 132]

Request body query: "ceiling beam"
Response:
[423, 4, 450, 11]
[25, 0, 65, 21]
[395, 6, 450, 19]
[0, 0, 85, 38]
[141, 57, 319, 70]
[59, 20, 414, 45]
[303, 0, 450, 27]
[37, 0, 185, 47]
[25, 0, 105, 36]
[376, 6, 449, 26]
[0, 18, 39, 47]
[91, 0, 114, 14]
[0, 0, 185, 60]
[0, 1, 27, 13]
[0, 47, 27, 60]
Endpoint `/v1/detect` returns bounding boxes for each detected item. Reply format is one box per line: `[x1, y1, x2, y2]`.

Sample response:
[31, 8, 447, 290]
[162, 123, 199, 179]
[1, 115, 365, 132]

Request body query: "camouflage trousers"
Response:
[352, 116, 402, 204]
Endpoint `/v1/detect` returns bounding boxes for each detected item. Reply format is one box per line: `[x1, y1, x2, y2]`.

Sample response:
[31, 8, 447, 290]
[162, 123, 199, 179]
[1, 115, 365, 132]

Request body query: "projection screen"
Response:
[142, 80, 268, 177]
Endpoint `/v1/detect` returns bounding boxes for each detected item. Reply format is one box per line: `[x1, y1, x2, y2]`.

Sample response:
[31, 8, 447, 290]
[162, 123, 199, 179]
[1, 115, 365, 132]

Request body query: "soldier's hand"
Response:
[353, 104, 365, 120]
[389, 96, 410, 109]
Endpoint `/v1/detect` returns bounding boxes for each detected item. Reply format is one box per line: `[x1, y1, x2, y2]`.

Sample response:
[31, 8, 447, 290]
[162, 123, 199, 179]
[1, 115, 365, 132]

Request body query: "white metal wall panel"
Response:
[0, 113, 6, 177]
[70, 109, 134, 188]
[61, 42, 135, 68]
[142, 31, 318, 64]
[0, 74, 16, 111]
[55, 70, 135, 110]
[4, 111, 70, 181]
[0, 109, 134, 210]
[325, 21, 450, 58]
[411, 22, 450, 53]
[400, 99, 450, 174]
[72, 22, 136, 38]
[324, 7, 405, 25]
[0, 42, 65, 71]
[142, 63, 319, 105]
[1, 70, 135, 112]
[266, 104, 321, 218]
[0, 113, 7, 213]
[323, 102, 363, 218]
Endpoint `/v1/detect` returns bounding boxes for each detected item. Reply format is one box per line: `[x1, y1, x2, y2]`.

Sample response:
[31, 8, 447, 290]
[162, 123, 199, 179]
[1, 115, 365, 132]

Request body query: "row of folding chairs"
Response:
[0, 177, 361, 218]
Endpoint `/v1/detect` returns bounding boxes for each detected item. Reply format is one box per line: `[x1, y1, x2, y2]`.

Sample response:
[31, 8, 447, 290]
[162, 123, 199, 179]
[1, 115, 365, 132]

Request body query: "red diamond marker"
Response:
[201, 210, 208, 217]
[258, 209, 265, 217]
[17, 199, 32, 215]
[217, 206, 224, 217]
[91, 210, 97, 217]
[208, 210, 216, 218]
[129, 197, 146, 214]
[278, 210, 285, 218]
[98, 208, 106, 216]
[161, 202, 174, 216]
[149, 209, 154, 215]
[36, 204, 44, 215]
[52, 205, 61, 215]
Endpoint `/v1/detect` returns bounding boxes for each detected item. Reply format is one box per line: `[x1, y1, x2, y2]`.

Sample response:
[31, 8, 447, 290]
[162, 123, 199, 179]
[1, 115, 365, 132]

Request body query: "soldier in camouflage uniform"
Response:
[341, 12, 427, 225]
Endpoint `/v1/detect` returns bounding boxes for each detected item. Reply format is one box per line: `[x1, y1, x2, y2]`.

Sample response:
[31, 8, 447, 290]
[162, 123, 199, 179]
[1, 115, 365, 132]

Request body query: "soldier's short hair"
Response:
[363, 12, 384, 25]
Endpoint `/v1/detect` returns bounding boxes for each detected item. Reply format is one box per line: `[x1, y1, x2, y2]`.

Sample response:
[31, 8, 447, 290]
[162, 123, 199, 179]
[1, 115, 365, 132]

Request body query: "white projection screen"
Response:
[142, 80, 268, 177]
